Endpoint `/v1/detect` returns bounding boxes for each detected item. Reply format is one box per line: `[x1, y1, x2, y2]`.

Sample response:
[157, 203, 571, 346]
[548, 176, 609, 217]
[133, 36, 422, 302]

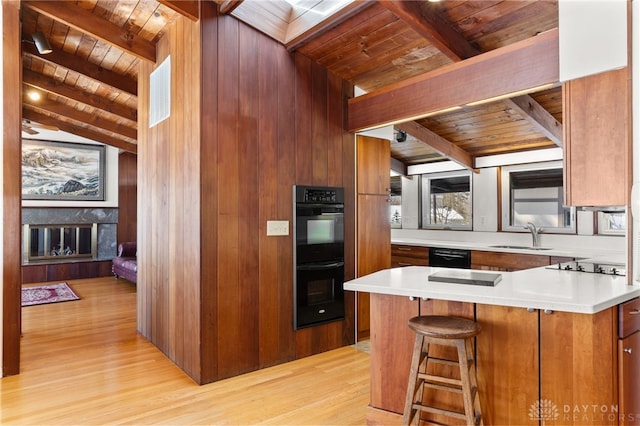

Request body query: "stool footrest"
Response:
[418, 372, 462, 387]
[411, 403, 466, 420]
[424, 356, 459, 368]
[423, 381, 463, 394]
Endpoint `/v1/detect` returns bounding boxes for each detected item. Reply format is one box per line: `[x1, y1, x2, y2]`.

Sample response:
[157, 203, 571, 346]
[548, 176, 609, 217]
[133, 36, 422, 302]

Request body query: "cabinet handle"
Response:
[629, 309, 640, 315]
[409, 296, 415, 301]
[624, 348, 633, 354]
[398, 262, 412, 266]
[526, 308, 536, 313]
[397, 247, 411, 251]
[543, 309, 554, 314]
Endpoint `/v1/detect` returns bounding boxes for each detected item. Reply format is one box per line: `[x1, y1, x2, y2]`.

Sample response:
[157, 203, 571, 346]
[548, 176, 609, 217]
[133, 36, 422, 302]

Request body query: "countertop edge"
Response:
[344, 266, 640, 314]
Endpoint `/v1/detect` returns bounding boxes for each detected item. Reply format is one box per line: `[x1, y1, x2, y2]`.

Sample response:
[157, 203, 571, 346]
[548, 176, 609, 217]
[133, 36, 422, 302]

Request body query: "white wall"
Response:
[472, 168, 499, 232]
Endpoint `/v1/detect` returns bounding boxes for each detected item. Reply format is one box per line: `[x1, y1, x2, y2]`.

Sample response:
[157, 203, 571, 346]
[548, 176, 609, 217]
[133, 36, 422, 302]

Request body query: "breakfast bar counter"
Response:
[344, 265, 640, 314]
[345, 267, 640, 425]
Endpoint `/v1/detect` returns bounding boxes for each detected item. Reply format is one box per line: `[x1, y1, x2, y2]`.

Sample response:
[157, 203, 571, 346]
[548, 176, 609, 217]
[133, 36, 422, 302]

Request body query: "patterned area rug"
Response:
[21, 283, 80, 307]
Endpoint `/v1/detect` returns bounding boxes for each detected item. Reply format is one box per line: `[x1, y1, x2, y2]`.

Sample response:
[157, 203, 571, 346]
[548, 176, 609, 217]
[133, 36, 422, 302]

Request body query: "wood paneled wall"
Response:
[138, 12, 203, 380]
[117, 152, 137, 245]
[138, 3, 355, 385]
[2, 0, 23, 377]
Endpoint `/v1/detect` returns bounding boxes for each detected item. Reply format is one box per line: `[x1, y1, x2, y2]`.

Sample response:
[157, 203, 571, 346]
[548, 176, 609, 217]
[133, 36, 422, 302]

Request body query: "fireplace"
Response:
[23, 223, 98, 263]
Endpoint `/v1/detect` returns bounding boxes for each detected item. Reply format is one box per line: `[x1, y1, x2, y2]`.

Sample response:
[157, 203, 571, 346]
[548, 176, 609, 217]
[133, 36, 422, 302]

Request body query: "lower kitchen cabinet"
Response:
[479, 306, 617, 425]
[369, 293, 419, 414]
[540, 308, 618, 425]
[471, 250, 565, 271]
[476, 304, 539, 425]
[619, 297, 640, 425]
[391, 244, 429, 267]
[619, 331, 640, 425]
[368, 295, 633, 426]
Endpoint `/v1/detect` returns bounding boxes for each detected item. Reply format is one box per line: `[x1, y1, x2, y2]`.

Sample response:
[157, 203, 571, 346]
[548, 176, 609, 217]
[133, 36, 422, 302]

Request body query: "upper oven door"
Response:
[295, 204, 344, 264]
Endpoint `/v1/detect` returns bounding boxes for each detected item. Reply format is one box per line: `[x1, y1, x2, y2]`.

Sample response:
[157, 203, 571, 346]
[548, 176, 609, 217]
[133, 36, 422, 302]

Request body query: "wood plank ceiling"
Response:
[20, 0, 560, 168]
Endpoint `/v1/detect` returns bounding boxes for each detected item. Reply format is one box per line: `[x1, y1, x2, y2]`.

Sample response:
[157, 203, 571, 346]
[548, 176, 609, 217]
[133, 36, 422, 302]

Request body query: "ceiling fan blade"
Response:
[21, 125, 39, 135]
[22, 120, 58, 131]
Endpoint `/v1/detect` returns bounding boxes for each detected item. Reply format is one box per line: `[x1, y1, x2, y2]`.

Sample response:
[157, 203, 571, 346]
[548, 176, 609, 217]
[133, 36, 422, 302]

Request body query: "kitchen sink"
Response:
[490, 245, 552, 251]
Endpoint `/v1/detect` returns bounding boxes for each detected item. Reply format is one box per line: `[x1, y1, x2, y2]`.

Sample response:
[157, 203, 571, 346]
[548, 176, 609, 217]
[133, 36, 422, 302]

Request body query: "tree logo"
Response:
[529, 399, 560, 421]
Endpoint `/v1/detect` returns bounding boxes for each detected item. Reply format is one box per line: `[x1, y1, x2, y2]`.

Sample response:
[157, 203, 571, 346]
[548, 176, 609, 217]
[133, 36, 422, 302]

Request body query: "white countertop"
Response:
[344, 266, 640, 314]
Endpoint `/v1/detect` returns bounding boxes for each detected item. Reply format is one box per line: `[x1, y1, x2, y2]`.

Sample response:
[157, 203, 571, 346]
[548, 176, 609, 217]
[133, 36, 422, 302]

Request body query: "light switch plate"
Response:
[267, 220, 289, 236]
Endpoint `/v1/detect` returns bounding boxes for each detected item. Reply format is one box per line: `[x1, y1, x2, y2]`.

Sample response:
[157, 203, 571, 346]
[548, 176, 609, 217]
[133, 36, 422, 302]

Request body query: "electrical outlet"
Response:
[267, 220, 289, 236]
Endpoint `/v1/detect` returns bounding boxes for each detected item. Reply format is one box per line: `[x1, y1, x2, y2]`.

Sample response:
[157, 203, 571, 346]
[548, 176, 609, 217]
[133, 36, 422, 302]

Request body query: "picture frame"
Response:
[22, 140, 106, 201]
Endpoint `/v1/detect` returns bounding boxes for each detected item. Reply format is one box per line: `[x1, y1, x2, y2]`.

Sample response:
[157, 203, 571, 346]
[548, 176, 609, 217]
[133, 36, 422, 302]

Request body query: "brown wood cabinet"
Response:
[391, 244, 429, 267]
[369, 293, 419, 414]
[471, 250, 573, 271]
[367, 294, 628, 426]
[540, 308, 618, 425]
[476, 304, 539, 425]
[356, 135, 391, 341]
[618, 297, 640, 425]
[563, 67, 631, 207]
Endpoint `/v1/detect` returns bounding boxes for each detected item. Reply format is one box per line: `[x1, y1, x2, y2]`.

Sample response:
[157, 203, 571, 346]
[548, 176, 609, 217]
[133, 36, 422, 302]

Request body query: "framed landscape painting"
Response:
[22, 140, 106, 201]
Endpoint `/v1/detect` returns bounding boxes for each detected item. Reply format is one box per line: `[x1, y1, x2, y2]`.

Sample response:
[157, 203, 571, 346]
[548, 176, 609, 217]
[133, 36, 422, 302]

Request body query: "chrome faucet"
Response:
[524, 222, 542, 247]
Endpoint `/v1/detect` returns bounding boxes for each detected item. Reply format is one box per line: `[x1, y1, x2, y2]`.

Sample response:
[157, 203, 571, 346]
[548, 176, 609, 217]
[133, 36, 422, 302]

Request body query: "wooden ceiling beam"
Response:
[24, 95, 137, 140]
[23, 69, 137, 124]
[23, 109, 137, 154]
[215, 0, 244, 15]
[395, 121, 474, 170]
[378, 0, 480, 61]
[22, 42, 138, 96]
[505, 95, 563, 147]
[157, 0, 199, 21]
[23, 1, 156, 63]
[381, 1, 559, 158]
[348, 29, 559, 132]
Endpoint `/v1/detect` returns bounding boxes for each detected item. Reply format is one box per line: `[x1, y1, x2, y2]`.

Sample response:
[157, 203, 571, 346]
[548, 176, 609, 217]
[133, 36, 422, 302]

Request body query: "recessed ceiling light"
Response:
[27, 91, 41, 101]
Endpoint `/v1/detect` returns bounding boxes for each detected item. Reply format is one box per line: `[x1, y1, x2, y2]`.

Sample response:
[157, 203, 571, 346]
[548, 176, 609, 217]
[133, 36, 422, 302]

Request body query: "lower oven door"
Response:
[294, 261, 345, 329]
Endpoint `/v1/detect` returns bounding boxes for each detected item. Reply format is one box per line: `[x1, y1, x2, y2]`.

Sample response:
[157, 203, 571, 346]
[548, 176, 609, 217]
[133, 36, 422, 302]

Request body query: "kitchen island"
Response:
[345, 266, 640, 425]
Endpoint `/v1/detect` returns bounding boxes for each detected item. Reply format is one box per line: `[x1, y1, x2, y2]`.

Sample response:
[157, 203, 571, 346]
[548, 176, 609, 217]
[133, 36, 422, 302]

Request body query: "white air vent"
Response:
[149, 55, 171, 127]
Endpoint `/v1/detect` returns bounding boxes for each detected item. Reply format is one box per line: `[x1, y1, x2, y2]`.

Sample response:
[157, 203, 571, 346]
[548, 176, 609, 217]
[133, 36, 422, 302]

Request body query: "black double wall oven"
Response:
[293, 185, 345, 329]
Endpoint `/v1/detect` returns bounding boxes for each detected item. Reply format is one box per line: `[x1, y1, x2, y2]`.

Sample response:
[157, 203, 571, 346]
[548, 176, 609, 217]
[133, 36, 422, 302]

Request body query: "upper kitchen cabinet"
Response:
[357, 135, 391, 196]
[563, 67, 631, 206]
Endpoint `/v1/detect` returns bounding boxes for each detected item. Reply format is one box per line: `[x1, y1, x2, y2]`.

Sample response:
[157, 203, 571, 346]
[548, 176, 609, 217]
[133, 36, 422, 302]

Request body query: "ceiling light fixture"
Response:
[27, 91, 41, 101]
[31, 31, 53, 55]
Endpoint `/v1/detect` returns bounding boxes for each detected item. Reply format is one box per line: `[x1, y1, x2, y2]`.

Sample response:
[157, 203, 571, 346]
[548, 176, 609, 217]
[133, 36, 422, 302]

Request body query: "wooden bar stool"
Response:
[403, 315, 483, 426]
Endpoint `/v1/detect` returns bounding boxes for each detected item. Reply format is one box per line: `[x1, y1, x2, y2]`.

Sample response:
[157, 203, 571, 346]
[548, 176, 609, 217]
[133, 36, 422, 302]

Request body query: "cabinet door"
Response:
[391, 244, 429, 267]
[357, 135, 390, 195]
[357, 194, 390, 340]
[471, 250, 552, 271]
[475, 304, 539, 425]
[563, 68, 631, 206]
[540, 309, 617, 425]
[619, 331, 640, 425]
[369, 293, 419, 414]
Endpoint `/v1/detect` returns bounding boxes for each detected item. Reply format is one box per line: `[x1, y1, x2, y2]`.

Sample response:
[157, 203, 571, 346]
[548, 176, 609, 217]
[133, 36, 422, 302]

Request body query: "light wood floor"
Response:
[2, 277, 370, 425]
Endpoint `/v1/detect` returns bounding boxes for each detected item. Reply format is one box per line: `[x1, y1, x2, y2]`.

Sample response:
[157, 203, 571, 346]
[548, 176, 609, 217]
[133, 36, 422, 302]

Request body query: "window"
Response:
[501, 161, 575, 233]
[421, 171, 472, 230]
[389, 175, 402, 228]
[597, 210, 626, 235]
